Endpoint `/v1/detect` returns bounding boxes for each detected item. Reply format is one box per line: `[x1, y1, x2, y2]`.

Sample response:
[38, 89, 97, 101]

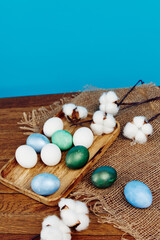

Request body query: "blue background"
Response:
[0, 1, 160, 98]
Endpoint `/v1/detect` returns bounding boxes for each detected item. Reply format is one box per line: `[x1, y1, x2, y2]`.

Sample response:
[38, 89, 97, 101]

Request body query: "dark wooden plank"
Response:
[0, 234, 134, 240]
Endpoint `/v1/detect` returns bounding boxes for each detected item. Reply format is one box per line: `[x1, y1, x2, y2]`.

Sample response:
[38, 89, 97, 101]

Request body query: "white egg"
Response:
[15, 145, 37, 168]
[73, 127, 94, 149]
[41, 143, 62, 166]
[43, 117, 63, 137]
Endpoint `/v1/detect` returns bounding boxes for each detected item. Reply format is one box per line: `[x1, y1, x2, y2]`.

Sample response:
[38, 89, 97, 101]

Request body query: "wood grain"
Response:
[0, 112, 120, 206]
[0, 93, 134, 239]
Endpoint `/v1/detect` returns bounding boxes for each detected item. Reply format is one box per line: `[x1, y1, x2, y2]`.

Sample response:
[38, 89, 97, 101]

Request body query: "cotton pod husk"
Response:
[62, 103, 76, 117]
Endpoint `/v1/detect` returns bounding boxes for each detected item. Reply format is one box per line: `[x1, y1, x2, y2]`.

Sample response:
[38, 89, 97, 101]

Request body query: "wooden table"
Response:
[0, 93, 134, 240]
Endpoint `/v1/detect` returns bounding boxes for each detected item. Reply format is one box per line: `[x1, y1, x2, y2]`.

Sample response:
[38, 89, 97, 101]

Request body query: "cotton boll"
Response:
[42, 215, 61, 229]
[141, 123, 153, 135]
[105, 103, 120, 116]
[58, 221, 71, 240]
[133, 116, 146, 129]
[99, 104, 106, 113]
[60, 209, 79, 227]
[103, 91, 119, 103]
[76, 106, 88, 119]
[99, 92, 108, 104]
[62, 103, 76, 116]
[103, 126, 114, 134]
[103, 114, 116, 128]
[93, 110, 105, 124]
[90, 123, 103, 135]
[123, 122, 138, 139]
[75, 214, 90, 231]
[135, 130, 147, 144]
[58, 198, 76, 211]
[75, 201, 89, 214]
[99, 91, 119, 104]
[40, 227, 63, 240]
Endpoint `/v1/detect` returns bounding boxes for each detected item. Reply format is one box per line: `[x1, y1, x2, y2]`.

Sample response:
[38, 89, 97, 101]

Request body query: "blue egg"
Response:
[124, 180, 152, 208]
[31, 173, 60, 196]
[26, 133, 50, 152]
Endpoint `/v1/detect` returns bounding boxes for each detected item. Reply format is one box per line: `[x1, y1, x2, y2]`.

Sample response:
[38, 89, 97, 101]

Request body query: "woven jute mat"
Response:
[19, 84, 160, 240]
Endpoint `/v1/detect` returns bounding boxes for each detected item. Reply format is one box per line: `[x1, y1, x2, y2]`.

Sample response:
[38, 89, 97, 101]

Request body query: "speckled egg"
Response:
[91, 166, 117, 188]
[51, 130, 73, 150]
[124, 180, 152, 208]
[65, 146, 89, 169]
[31, 173, 60, 196]
[26, 133, 50, 153]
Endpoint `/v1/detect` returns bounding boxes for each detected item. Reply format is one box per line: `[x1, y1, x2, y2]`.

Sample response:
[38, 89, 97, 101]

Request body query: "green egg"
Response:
[65, 146, 89, 169]
[91, 166, 117, 188]
[51, 130, 73, 151]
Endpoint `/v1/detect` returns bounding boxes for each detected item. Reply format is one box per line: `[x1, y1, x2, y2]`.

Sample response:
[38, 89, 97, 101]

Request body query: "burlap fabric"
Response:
[19, 84, 160, 240]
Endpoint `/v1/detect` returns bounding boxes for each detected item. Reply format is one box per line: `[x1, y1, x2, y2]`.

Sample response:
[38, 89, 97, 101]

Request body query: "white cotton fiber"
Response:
[90, 123, 104, 135]
[76, 106, 88, 119]
[60, 209, 79, 227]
[141, 123, 153, 135]
[99, 104, 106, 113]
[104, 103, 120, 116]
[135, 130, 147, 144]
[93, 110, 105, 124]
[40, 227, 63, 240]
[123, 122, 138, 139]
[75, 201, 89, 214]
[62, 103, 76, 116]
[103, 113, 116, 128]
[133, 116, 146, 128]
[58, 198, 76, 211]
[42, 215, 61, 229]
[75, 214, 90, 231]
[99, 91, 119, 104]
[103, 126, 114, 134]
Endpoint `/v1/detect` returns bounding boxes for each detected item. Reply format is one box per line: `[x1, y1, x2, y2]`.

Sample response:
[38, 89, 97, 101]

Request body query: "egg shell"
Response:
[124, 180, 152, 208]
[15, 145, 38, 168]
[73, 127, 94, 149]
[43, 117, 64, 137]
[31, 173, 60, 196]
[91, 166, 117, 188]
[51, 130, 73, 151]
[65, 146, 89, 169]
[41, 143, 62, 166]
[26, 133, 50, 153]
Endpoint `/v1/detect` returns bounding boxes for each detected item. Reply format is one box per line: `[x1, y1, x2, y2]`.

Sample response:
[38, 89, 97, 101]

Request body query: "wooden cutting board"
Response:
[0, 112, 120, 206]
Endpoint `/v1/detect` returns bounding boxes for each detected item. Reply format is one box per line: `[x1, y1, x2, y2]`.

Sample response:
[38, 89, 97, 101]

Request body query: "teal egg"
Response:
[51, 130, 73, 151]
[65, 146, 89, 169]
[91, 166, 117, 188]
